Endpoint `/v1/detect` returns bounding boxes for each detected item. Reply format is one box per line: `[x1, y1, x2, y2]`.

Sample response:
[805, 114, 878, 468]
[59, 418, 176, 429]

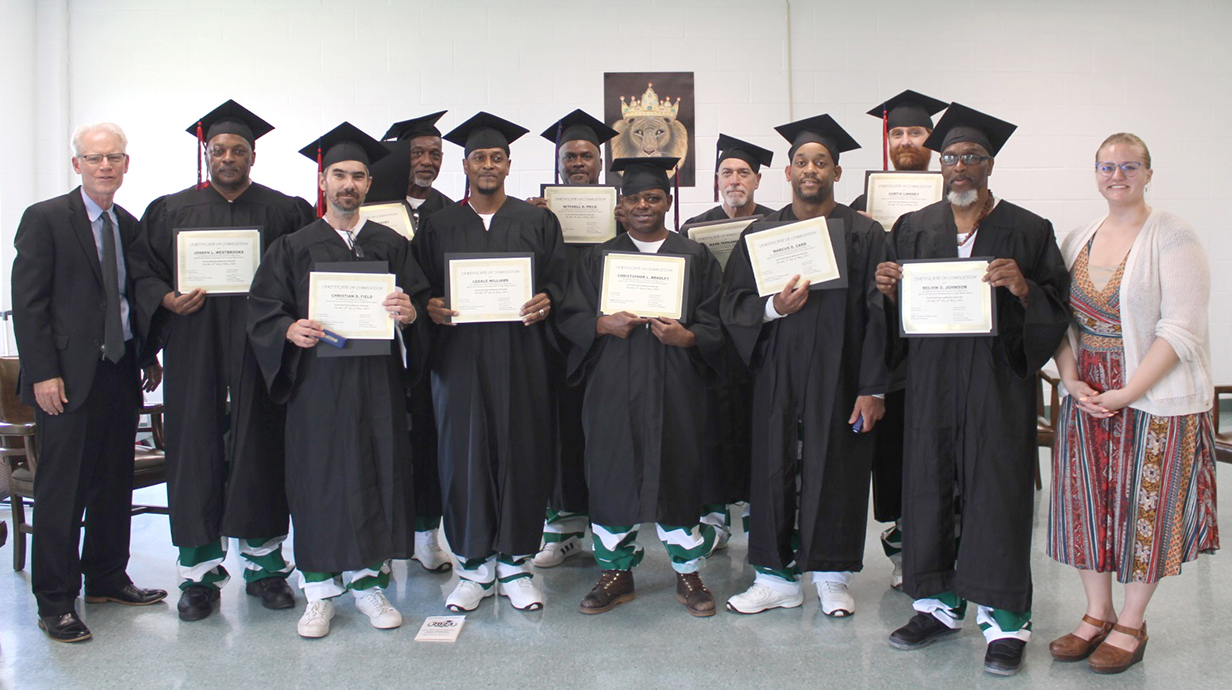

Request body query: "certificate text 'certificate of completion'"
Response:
[447, 254, 534, 324]
[744, 218, 840, 296]
[308, 271, 396, 340]
[899, 259, 996, 337]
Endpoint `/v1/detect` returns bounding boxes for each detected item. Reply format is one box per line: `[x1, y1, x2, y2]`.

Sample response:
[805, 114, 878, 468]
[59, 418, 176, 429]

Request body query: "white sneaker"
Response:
[890, 553, 904, 591]
[816, 580, 855, 617]
[354, 589, 402, 629]
[711, 529, 731, 552]
[500, 576, 544, 611]
[533, 536, 583, 568]
[297, 599, 335, 638]
[725, 583, 804, 614]
[412, 530, 453, 572]
[446, 579, 494, 612]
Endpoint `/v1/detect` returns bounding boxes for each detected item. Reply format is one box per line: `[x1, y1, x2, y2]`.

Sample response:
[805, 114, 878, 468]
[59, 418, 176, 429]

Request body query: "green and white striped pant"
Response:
[177, 536, 292, 590]
[298, 561, 390, 602]
[591, 523, 715, 573]
[456, 553, 535, 587]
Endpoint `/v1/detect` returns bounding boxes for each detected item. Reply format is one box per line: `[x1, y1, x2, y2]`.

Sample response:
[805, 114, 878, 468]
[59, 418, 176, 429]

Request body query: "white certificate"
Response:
[360, 202, 415, 240]
[864, 171, 944, 231]
[542, 185, 618, 244]
[308, 271, 396, 340]
[447, 255, 534, 324]
[682, 216, 760, 269]
[744, 218, 840, 297]
[899, 259, 996, 337]
[599, 252, 688, 321]
[174, 228, 261, 295]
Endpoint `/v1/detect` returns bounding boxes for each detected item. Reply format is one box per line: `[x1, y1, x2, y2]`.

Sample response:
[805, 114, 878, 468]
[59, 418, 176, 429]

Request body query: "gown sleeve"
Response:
[246, 235, 303, 403]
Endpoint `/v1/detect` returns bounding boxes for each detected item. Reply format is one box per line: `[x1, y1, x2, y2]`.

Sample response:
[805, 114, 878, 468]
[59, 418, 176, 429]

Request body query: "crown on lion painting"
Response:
[621, 83, 680, 120]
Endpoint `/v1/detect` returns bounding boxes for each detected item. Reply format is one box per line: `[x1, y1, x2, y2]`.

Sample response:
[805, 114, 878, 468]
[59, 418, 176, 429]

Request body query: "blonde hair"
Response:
[1096, 132, 1151, 168]
[71, 123, 128, 157]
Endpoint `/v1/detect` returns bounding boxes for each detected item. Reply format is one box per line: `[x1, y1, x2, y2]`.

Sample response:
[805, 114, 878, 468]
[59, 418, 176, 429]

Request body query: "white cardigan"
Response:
[1060, 209, 1213, 416]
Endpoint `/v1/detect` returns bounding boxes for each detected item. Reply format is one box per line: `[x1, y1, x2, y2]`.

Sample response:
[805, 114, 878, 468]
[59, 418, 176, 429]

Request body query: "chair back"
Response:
[0, 357, 34, 425]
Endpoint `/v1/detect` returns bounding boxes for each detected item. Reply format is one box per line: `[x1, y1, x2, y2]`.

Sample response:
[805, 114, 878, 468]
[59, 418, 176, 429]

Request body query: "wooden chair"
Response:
[0, 356, 168, 571]
[1034, 370, 1061, 490]
[1215, 385, 1231, 465]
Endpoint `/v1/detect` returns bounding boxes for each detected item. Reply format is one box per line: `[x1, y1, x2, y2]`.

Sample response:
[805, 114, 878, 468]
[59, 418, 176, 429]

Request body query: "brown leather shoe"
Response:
[578, 569, 635, 614]
[1049, 614, 1115, 661]
[1088, 621, 1148, 674]
[675, 572, 716, 617]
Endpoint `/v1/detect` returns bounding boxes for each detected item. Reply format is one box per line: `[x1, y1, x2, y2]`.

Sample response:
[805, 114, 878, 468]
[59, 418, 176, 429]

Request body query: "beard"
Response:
[891, 147, 929, 171]
[947, 189, 979, 207]
[411, 170, 437, 188]
[794, 178, 829, 203]
[328, 189, 361, 214]
[721, 188, 748, 208]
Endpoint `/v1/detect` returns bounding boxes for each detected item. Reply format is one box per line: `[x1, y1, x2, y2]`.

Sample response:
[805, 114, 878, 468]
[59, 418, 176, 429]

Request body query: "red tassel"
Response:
[712, 172, 718, 204]
[673, 172, 680, 232]
[196, 122, 206, 189]
[462, 177, 470, 206]
[315, 146, 324, 218]
[882, 106, 889, 171]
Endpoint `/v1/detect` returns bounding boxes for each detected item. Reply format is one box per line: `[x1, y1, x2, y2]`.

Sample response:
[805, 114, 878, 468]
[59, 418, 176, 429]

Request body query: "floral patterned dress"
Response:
[1048, 240, 1219, 583]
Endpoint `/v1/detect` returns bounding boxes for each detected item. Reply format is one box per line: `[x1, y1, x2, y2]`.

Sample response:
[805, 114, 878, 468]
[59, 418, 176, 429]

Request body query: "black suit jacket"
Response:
[11, 187, 152, 412]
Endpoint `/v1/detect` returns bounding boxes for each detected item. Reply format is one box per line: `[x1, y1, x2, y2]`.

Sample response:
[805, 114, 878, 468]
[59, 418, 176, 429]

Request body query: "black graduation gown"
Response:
[682, 203, 775, 226]
[133, 182, 313, 547]
[247, 219, 428, 573]
[887, 199, 1069, 612]
[558, 232, 724, 526]
[721, 203, 890, 572]
[847, 191, 906, 523]
[682, 204, 773, 508]
[413, 197, 568, 559]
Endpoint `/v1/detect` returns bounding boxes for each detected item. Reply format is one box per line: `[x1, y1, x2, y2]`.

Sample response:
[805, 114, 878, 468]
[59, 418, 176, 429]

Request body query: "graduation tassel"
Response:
[462, 177, 470, 205]
[315, 146, 325, 218]
[195, 121, 206, 189]
[673, 170, 680, 232]
[713, 138, 720, 203]
[553, 122, 563, 185]
[881, 105, 889, 171]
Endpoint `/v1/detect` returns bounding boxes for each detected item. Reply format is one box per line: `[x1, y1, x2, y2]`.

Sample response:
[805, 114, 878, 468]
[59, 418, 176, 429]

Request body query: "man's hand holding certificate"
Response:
[430, 253, 545, 326]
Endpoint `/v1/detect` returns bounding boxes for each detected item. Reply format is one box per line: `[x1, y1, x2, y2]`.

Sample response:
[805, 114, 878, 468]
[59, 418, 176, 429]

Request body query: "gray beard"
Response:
[947, 189, 979, 207]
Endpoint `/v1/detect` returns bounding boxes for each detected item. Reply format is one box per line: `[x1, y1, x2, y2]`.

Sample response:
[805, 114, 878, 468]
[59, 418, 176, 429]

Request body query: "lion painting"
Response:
[611, 82, 690, 180]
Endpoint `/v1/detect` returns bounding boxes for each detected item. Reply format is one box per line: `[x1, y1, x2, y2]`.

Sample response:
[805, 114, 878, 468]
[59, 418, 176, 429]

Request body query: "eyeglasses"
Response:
[78, 153, 126, 166]
[1095, 162, 1145, 177]
[939, 153, 992, 166]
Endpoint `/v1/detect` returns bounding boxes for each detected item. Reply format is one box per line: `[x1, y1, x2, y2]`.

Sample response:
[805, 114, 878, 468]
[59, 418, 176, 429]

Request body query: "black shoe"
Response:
[245, 577, 296, 610]
[38, 611, 92, 643]
[84, 583, 168, 606]
[889, 612, 961, 650]
[177, 584, 221, 622]
[985, 638, 1027, 676]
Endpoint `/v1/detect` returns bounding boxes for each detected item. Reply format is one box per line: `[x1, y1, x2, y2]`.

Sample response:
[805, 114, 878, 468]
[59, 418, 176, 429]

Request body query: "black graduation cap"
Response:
[924, 102, 1017, 156]
[867, 90, 949, 131]
[540, 109, 619, 149]
[186, 99, 274, 146]
[611, 157, 678, 195]
[382, 111, 447, 142]
[774, 114, 860, 163]
[298, 122, 390, 170]
[714, 134, 774, 202]
[443, 112, 529, 155]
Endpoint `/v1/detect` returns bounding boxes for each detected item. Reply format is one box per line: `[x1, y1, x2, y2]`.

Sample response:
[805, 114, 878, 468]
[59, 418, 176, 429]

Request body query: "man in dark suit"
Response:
[11, 122, 167, 643]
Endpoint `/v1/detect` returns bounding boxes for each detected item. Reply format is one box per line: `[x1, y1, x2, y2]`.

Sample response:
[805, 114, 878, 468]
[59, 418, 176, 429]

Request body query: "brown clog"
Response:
[1049, 614, 1115, 661]
[1088, 621, 1148, 674]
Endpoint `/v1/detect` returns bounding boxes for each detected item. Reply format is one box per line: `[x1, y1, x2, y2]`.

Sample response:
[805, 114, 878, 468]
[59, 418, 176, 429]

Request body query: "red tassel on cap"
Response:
[462, 177, 470, 206]
[315, 146, 325, 218]
[196, 122, 207, 189]
[881, 106, 889, 171]
[673, 171, 680, 232]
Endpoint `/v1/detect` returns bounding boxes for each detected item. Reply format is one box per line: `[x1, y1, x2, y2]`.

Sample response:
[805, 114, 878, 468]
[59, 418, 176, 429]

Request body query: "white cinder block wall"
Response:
[2, 0, 1228, 383]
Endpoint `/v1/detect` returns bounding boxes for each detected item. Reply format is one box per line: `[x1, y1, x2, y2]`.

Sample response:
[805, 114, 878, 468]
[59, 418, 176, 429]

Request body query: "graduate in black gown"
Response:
[247, 122, 428, 639]
[875, 104, 1069, 676]
[525, 109, 619, 569]
[414, 112, 567, 613]
[681, 134, 776, 551]
[850, 90, 949, 590]
[133, 100, 313, 621]
[367, 110, 455, 573]
[721, 114, 890, 618]
[558, 157, 724, 617]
